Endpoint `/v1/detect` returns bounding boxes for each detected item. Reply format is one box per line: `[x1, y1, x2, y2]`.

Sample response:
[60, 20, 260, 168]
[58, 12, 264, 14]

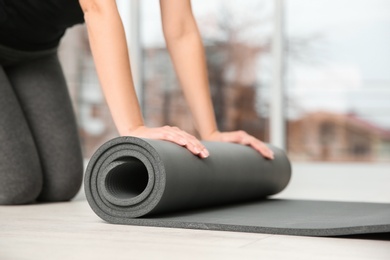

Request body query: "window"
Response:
[286, 0, 390, 162]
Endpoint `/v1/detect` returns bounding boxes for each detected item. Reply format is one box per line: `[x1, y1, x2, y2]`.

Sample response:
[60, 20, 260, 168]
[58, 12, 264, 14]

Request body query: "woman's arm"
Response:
[160, 0, 273, 159]
[79, 0, 209, 158]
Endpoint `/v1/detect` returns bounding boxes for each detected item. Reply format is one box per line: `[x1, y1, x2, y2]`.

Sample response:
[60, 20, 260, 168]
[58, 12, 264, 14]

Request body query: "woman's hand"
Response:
[204, 130, 274, 160]
[125, 125, 210, 158]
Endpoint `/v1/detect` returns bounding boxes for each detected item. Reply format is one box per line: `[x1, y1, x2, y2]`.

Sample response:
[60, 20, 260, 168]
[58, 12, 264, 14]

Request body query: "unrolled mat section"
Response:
[84, 137, 390, 237]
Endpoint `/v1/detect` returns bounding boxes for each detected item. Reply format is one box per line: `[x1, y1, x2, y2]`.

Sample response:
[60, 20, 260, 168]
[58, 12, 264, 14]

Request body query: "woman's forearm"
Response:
[80, 0, 144, 135]
[165, 30, 218, 139]
[161, 0, 218, 139]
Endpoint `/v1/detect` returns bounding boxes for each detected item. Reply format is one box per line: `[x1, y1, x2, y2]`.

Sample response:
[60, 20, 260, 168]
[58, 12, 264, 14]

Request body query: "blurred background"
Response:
[58, 0, 390, 166]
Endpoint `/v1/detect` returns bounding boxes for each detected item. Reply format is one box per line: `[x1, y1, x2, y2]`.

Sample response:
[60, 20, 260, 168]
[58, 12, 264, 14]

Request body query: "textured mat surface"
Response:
[85, 137, 390, 236]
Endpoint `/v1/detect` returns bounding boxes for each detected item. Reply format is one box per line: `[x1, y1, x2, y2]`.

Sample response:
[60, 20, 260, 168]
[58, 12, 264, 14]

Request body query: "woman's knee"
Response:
[37, 156, 84, 202]
[0, 162, 43, 205]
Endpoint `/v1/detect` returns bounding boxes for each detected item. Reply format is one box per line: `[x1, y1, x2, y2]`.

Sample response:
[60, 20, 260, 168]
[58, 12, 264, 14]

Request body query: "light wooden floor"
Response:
[1, 163, 390, 260]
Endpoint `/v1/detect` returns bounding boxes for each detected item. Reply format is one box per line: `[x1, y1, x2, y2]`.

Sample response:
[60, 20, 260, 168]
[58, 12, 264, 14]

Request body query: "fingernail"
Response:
[179, 139, 187, 145]
[194, 147, 201, 154]
[201, 149, 209, 158]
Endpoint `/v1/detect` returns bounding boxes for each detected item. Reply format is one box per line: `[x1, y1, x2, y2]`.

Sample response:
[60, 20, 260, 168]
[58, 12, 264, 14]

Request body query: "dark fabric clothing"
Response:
[0, 45, 84, 204]
[0, 43, 57, 66]
[0, 0, 84, 51]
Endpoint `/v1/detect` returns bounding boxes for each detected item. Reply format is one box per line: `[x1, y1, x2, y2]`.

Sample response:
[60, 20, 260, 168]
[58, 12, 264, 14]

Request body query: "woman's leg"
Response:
[0, 66, 43, 204]
[5, 53, 84, 202]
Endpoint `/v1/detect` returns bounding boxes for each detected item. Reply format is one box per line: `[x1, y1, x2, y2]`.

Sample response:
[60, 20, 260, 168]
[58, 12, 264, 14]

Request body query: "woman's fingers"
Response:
[168, 126, 209, 158]
[246, 137, 274, 160]
[208, 130, 274, 160]
[180, 129, 209, 158]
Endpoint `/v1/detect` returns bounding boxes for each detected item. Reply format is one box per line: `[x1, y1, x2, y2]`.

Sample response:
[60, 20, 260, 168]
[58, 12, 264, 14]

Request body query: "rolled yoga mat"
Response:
[85, 137, 390, 237]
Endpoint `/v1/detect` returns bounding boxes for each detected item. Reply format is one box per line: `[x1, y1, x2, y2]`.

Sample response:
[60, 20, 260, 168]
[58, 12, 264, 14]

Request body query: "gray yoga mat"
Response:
[84, 137, 390, 237]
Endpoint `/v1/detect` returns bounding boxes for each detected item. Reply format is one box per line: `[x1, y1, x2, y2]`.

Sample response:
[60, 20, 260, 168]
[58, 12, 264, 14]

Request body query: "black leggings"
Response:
[0, 45, 83, 204]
